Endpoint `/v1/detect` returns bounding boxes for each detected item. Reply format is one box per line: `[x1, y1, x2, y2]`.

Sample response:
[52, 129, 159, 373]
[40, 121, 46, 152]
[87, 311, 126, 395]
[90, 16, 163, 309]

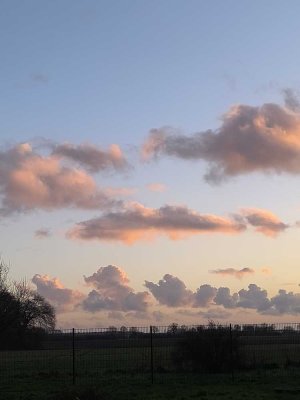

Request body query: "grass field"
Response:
[2, 372, 300, 400]
[2, 337, 300, 399]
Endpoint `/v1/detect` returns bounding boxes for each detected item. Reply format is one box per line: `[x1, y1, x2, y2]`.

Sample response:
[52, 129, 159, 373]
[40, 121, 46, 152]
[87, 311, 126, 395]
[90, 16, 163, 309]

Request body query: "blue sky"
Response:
[2, 1, 300, 327]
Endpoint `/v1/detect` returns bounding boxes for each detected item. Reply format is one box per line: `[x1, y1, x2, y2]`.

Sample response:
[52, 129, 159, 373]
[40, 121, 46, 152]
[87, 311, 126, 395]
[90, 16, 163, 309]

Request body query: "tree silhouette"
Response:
[0, 261, 55, 349]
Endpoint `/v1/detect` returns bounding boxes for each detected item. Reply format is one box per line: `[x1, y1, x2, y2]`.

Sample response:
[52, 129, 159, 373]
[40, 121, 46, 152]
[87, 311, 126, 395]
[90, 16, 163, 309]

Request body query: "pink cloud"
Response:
[35, 228, 51, 239]
[82, 265, 151, 312]
[0, 143, 124, 214]
[142, 101, 300, 182]
[146, 183, 167, 192]
[210, 267, 255, 280]
[241, 208, 288, 237]
[52, 142, 129, 173]
[66, 202, 246, 244]
[32, 274, 84, 312]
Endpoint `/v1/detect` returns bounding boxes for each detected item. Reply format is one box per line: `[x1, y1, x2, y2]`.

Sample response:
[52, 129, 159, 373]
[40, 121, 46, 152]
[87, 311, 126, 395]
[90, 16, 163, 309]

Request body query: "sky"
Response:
[2, 0, 300, 328]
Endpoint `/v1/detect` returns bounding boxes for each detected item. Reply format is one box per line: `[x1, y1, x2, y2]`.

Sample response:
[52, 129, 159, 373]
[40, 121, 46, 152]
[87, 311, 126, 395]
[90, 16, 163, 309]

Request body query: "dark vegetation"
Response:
[0, 261, 55, 350]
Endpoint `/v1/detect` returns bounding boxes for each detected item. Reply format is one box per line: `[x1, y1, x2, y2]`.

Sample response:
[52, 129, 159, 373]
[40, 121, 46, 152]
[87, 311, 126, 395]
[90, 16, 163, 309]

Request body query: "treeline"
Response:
[0, 261, 55, 349]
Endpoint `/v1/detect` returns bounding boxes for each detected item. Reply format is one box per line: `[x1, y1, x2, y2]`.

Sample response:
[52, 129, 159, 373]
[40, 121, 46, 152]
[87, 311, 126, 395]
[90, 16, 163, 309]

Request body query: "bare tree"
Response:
[0, 262, 56, 349]
[13, 281, 56, 331]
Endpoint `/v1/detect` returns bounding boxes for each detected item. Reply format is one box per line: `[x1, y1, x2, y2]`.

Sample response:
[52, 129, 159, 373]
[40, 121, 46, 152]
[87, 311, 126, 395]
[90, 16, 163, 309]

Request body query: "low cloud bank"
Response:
[32, 267, 300, 317]
[146, 274, 300, 315]
[82, 265, 151, 312]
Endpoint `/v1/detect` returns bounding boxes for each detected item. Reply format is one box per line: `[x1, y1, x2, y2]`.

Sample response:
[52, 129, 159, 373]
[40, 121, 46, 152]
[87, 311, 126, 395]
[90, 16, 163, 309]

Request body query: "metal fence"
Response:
[1, 322, 300, 391]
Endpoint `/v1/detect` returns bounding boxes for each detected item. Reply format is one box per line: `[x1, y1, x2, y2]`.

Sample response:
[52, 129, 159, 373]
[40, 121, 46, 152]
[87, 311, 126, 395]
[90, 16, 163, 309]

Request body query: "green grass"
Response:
[2, 343, 300, 399]
[3, 373, 300, 400]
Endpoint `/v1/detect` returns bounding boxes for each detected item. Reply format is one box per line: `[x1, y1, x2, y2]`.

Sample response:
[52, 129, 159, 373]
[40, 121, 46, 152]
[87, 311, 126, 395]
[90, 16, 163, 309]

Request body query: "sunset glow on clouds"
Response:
[31, 266, 300, 324]
[0, 142, 128, 214]
[142, 102, 300, 183]
[3, 1, 300, 328]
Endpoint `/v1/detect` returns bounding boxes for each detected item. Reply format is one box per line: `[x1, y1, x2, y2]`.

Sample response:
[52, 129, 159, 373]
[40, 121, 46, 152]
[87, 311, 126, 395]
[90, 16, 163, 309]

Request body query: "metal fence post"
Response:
[72, 328, 76, 385]
[150, 325, 154, 384]
[229, 324, 234, 382]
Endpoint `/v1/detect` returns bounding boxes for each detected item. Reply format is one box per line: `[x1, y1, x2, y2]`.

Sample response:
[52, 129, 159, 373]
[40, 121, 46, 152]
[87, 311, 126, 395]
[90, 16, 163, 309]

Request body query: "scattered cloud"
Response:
[67, 202, 246, 244]
[146, 183, 167, 192]
[261, 267, 272, 275]
[107, 311, 125, 320]
[142, 102, 300, 183]
[241, 208, 288, 237]
[32, 274, 84, 312]
[52, 143, 129, 173]
[210, 267, 255, 280]
[145, 274, 193, 307]
[31, 73, 49, 83]
[35, 228, 51, 239]
[152, 310, 165, 322]
[194, 284, 217, 307]
[0, 143, 123, 215]
[198, 308, 232, 320]
[266, 290, 300, 315]
[82, 265, 151, 312]
[282, 88, 300, 112]
[214, 287, 239, 309]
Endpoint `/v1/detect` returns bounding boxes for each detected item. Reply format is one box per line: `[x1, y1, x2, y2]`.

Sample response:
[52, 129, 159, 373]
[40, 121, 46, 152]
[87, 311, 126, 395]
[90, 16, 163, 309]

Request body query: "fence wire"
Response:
[1, 323, 300, 391]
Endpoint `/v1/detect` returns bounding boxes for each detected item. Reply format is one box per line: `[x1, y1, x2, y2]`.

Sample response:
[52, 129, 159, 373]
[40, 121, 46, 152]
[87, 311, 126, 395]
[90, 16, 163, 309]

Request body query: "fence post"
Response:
[72, 328, 76, 385]
[150, 325, 154, 384]
[229, 324, 234, 382]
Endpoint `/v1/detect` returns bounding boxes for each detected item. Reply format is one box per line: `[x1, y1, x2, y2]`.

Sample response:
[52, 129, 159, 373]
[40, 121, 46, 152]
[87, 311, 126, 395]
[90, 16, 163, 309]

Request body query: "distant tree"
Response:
[151, 325, 159, 334]
[168, 323, 178, 335]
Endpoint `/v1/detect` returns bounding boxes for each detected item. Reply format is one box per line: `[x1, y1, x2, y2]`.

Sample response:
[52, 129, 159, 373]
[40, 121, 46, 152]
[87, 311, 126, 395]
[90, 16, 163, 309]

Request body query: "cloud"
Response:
[145, 274, 194, 307]
[152, 310, 165, 322]
[0, 143, 122, 214]
[145, 272, 300, 316]
[146, 183, 167, 192]
[82, 265, 150, 312]
[107, 311, 125, 320]
[214, 287, 239, 309]
[282, 88, 300, 112]
[210, 267, 255, 279]
[261, 267, 272, 275]
[194, 284, 217, 307]
[237, 284, 271, 311]
[241, 208, 288, 237]
[52, 143, 129, 173]
[142, 102, 300, 182]
[198, 308, 232, 320]
[31, 73, 49, 83]
[35, 228, 51, 239]
[32, 274, 84, 312]
[265, 290, 300, 315]
[67, 202, 246, 244]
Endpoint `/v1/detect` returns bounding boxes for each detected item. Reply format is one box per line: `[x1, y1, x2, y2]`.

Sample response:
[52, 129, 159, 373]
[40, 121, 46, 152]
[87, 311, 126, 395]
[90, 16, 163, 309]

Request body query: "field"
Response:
[2, 326, 300, 399]
[2, 370, 300, 400]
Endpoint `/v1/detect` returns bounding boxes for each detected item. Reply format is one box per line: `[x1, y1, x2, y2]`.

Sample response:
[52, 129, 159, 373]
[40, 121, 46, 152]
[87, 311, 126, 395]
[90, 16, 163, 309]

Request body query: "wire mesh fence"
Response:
[1, 322, 300, 392]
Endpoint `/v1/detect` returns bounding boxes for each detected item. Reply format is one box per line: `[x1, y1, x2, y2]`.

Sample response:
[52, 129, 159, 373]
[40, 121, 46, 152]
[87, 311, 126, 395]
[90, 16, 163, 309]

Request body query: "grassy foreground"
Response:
[3, 373, 300, 400]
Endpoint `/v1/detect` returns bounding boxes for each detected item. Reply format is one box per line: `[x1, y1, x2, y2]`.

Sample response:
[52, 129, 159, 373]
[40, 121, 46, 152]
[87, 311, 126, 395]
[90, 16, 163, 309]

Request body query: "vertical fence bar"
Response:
[150, 326, 154, 384]
[229, 324, 234, 382]
[72, 328, 76, 385]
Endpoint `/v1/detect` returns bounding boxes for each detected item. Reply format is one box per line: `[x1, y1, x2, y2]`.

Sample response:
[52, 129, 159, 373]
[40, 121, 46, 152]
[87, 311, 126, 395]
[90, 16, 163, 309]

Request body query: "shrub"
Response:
[172, 322, 242, 373]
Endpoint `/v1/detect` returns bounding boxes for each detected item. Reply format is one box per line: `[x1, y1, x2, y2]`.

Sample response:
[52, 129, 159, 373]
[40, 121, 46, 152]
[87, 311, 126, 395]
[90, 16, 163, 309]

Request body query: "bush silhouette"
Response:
[172, 322, 241, 373]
